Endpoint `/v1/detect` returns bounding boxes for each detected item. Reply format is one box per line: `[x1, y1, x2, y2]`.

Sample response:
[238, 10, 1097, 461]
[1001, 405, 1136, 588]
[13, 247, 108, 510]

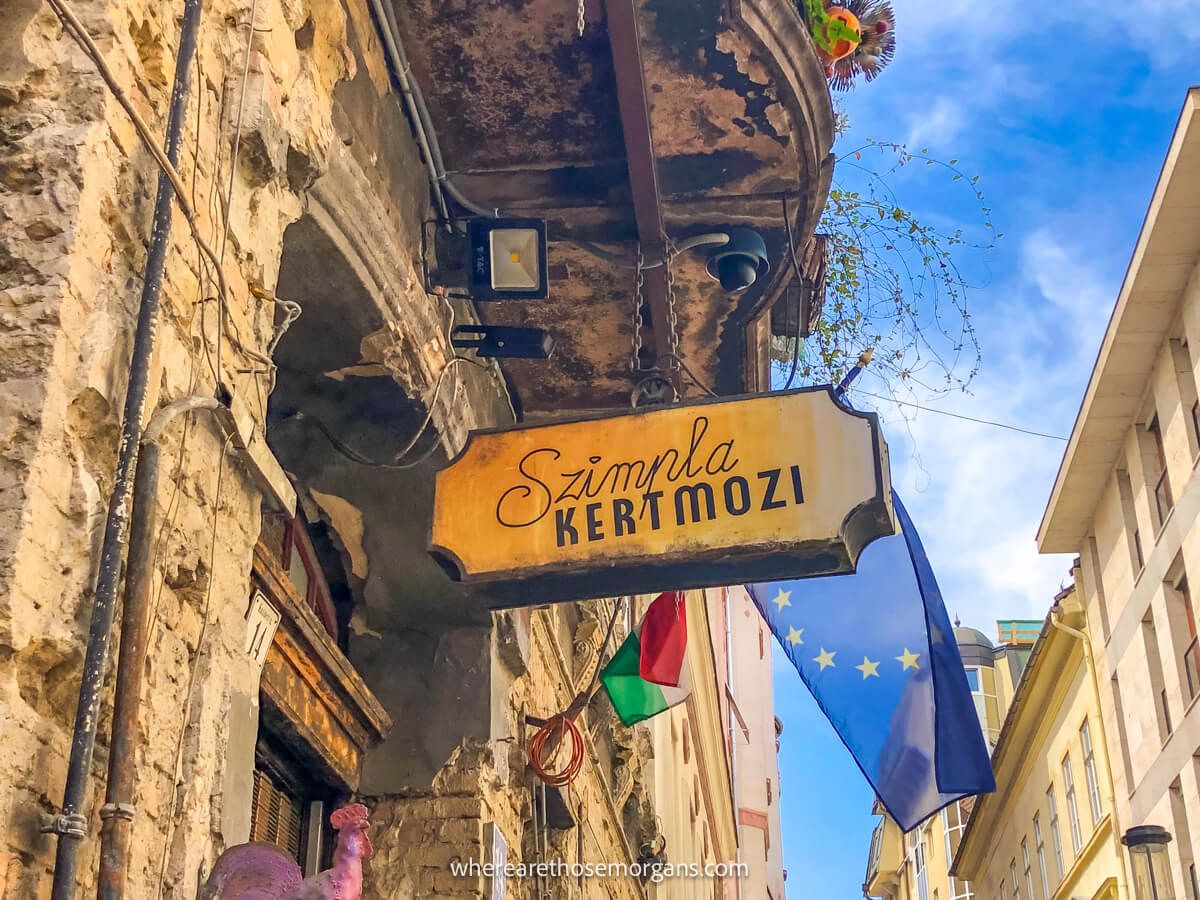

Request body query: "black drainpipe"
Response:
[47, 0, 204, 895]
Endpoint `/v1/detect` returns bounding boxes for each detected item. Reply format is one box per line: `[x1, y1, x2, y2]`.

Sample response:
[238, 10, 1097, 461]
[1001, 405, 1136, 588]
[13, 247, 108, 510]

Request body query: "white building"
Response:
[1039, 87, 1200, 900]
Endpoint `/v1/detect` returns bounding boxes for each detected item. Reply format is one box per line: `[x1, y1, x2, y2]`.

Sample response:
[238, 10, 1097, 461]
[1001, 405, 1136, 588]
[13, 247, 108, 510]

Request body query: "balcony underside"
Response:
[391, 0, 834, 413]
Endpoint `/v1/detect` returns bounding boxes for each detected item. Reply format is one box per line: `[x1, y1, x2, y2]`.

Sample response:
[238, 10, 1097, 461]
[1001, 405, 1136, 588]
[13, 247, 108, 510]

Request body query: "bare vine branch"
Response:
[774, 135, 1000, 400]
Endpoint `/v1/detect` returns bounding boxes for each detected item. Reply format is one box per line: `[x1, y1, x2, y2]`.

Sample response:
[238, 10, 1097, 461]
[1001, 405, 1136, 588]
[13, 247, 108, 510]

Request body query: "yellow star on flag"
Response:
[785, 626, 805, 646]
[813, 648, 836, 670]
[856, 657, 880, 679]
[772, 589, 792, 611]
[896, 648, 921, 671]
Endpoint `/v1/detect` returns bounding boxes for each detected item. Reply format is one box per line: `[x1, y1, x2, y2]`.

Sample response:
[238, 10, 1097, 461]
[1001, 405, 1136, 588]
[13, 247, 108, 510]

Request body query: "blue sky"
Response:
[775, 4, 1198, 896]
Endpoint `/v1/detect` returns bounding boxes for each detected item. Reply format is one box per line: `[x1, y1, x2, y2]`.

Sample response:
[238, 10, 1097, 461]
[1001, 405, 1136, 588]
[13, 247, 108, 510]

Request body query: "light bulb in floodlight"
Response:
[490, 228, 541, 291]
[467, 217, 549, 300]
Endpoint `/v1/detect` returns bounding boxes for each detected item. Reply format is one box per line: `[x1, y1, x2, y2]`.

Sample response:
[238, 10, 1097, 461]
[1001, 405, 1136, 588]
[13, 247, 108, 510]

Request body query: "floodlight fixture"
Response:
[467, 217, 549, 300]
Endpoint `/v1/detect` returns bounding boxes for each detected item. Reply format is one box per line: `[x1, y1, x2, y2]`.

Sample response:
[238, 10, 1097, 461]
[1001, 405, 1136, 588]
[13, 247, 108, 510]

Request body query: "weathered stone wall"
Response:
[0, 1, 279, 893]
[0, 0, 732, 897]
[360, 602, 657, 900]
[0, 0, 501, 894]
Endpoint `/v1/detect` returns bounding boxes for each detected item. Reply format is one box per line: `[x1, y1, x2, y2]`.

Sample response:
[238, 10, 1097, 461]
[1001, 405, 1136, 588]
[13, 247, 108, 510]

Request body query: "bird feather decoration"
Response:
[826, 0, 896, 91]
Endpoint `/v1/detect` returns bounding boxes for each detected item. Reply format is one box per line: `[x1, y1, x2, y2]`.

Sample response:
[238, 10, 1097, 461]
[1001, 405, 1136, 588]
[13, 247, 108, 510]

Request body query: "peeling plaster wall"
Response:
[0, 0, 501, 894]
[360, 602, 663, 900]
[0, 0, 740, 897]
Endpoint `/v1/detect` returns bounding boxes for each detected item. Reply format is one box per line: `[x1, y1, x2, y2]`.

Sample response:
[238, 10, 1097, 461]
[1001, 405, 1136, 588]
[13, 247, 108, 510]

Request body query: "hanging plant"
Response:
[804, 0, 863, 60]
[772, 136, 998, 398]
[803, 0, 896, 89]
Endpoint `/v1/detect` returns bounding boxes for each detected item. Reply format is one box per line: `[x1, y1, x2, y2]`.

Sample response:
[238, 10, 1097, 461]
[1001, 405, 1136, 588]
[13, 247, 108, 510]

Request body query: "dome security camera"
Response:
[705, 227, 770, 293]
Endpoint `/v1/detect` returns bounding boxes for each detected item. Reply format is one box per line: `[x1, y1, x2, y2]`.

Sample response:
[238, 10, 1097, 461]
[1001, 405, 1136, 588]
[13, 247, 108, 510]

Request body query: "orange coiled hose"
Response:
[526, 604, 623, 787]
[528, 713, 585, 787]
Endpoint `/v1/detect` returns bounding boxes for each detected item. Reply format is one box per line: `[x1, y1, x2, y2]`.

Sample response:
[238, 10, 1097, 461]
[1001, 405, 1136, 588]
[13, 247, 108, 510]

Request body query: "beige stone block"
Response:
[4, 851, 46, 900]
[429, 796, 483, 820]
[400, 813, 437, 840]
[277, 0, 309, 32]
[405, 841, 479, 870]
[436, 816, 482, 845]
[429, 868, 485, 896]
[236, 54, 290, 188]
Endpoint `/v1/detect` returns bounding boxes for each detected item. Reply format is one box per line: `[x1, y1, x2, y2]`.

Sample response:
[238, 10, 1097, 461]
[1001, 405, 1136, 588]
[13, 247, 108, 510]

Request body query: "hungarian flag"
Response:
[601, 591, 691, 725]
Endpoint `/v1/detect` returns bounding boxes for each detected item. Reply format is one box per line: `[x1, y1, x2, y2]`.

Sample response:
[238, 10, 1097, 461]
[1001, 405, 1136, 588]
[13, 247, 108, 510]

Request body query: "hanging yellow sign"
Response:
[430, 387, 893, 605]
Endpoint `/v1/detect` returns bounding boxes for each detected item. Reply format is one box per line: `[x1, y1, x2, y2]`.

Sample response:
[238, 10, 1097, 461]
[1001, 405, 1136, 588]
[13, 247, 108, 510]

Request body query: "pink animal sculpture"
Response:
[199, 803, 374, 900]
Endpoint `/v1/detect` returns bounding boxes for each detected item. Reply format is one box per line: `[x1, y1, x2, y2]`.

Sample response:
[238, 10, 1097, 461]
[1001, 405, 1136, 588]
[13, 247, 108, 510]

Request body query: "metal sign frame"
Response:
[429, 386, 893, 607]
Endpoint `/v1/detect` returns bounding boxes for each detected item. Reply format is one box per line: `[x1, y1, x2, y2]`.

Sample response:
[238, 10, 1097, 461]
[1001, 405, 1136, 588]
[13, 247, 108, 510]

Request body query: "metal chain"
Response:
[630, 243, 646, 372]
[662, 236, 681, 372]
[628, 237, 685, 406]
[577, 0, 586, 36]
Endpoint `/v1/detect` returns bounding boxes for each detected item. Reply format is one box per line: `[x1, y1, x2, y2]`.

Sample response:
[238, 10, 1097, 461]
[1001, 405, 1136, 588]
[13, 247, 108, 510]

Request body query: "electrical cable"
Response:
[213, 0, 261, 381]
[434, 290, 518, 425]
[295, 295, 515, 470]
[47, 2, 206, 891]
[295, 356, 489, 470]
[565, 233, 730, 270]
[46, 0, 272, 372]
[365, 0, 451, 224]
[854, 390, 1069, 441]
[528, 716, 585, 788]
[299, 413, 444, 471]
[143, 41, 224, 729]
[370, 0, 489, 221]
[154, 433, 233, 896]
[782, 194, 804, 390]
[664, 353, 718, 398]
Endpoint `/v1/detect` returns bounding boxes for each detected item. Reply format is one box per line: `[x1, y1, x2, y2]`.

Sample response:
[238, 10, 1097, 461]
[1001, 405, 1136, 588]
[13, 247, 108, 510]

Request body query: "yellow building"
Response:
[865, 622, 1028, 900]
[1039, 88, 1200, 899]
[953, 583, 1125, 900]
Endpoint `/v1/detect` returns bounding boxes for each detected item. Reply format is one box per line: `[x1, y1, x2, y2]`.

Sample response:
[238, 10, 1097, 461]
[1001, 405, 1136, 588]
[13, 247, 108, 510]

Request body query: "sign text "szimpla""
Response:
[493, 416, 805, 548]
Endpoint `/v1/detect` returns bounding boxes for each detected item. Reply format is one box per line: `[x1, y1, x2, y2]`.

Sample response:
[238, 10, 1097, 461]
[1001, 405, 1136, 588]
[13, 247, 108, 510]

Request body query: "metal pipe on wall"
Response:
[367, 0, 496, 220]
[1049, 581, 1130, 900]
[365, 0, 453, 223]
[47, 1, 204, 895]
[97, 399, 221, 900]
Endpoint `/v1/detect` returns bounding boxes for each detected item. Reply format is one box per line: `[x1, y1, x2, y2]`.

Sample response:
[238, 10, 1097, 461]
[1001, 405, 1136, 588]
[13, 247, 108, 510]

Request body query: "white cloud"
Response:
[861, 0, 1194, 166]
[905, 97, 967, 150]
[896, 0, 1022, 51]
[1077, 0, 1200, 53]
[855, 227, 1117, 631]
[898, 0, 1200, 58]
[1019, 226, 1115, 362]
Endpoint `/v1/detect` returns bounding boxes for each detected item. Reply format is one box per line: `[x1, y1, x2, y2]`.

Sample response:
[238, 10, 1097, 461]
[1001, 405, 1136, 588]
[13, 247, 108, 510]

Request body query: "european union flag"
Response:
[747, 491, 994, 830]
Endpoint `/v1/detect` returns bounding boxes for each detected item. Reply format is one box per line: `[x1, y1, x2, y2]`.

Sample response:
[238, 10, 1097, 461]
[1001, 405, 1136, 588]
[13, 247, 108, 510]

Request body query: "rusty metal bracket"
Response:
[603, 0, 681, 394]
[98, 803, 136, 822]
[40, 813, 87, 838]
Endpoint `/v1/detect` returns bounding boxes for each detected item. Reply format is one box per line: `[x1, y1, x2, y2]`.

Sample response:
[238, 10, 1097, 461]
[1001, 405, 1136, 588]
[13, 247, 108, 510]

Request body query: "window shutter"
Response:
[250, 766, 303, 861]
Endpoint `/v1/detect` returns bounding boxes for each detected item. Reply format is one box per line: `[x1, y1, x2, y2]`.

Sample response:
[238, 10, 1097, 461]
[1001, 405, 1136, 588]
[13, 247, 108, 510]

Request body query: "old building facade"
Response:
[0, 0, 835, 896]
[1039, 87, 1200, 900]
[953, 583, 1124, 900]
[863, 621, 1033, 900]
[713, 585, 786, 898]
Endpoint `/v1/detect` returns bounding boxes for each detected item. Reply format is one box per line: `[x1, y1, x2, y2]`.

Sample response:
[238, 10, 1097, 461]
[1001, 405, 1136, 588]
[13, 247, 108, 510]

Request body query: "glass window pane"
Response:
[287, 546, 310, 602]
